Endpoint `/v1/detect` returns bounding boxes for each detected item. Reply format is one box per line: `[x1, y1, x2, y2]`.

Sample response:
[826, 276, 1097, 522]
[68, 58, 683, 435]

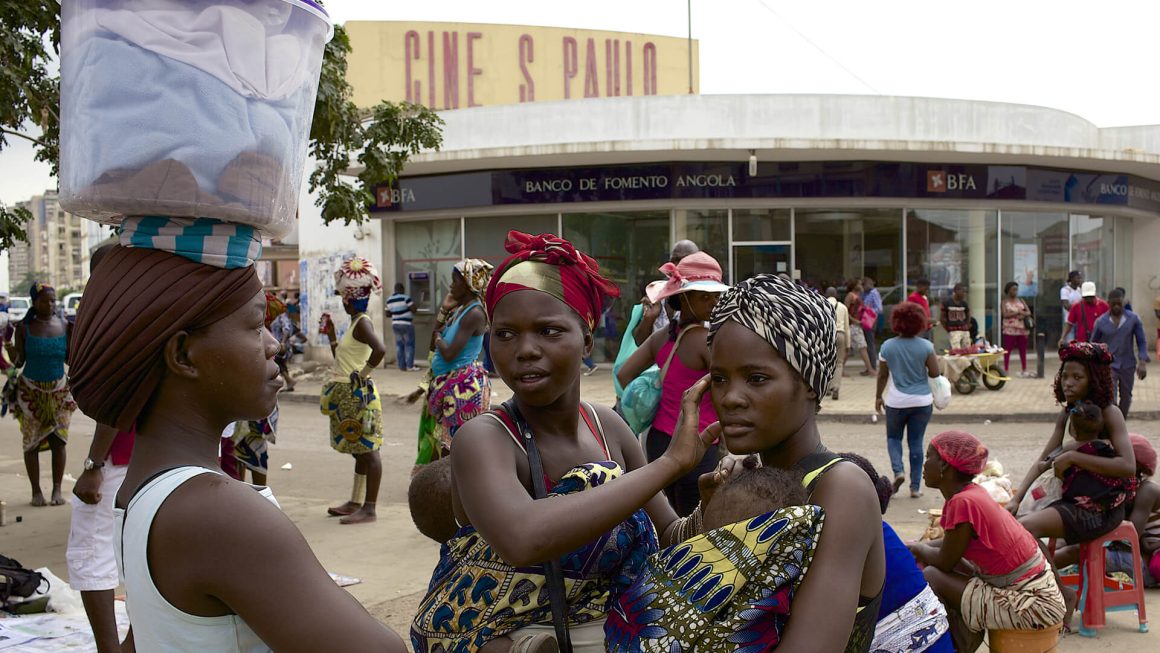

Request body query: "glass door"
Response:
[732, 244, 791, 283]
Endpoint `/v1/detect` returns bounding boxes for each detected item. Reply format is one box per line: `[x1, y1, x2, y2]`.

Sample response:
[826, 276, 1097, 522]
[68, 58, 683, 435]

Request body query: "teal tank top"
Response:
[432, 301, 484, 376]
[24, 333, 67, 382]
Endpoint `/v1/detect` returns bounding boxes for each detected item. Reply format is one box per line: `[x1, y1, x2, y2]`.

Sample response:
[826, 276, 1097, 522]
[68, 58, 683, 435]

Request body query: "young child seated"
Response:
[605, 465, 822, 652]
[701, 464, 807, 530]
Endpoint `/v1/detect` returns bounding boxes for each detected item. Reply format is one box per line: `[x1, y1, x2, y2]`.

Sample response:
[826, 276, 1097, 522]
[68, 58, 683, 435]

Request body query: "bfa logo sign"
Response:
[927, 170, 977, 193]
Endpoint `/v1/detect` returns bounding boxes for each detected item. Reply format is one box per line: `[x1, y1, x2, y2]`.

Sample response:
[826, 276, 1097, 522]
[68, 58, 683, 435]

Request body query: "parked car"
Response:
[63, 293, 83, 320]
[8, 297, 30, 321]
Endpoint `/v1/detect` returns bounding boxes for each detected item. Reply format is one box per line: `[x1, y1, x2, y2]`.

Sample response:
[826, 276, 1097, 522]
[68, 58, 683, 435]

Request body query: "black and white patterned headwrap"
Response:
[709, 274, 836, 407]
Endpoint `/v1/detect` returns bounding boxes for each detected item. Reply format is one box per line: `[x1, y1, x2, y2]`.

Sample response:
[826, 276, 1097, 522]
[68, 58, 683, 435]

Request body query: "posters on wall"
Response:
[302, 251, 355, 346]
[1013, 243, 1039, 297]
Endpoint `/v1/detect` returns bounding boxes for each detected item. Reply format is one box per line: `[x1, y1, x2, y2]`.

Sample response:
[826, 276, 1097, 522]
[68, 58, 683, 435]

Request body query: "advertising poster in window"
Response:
[1013, 243, 1038, 298]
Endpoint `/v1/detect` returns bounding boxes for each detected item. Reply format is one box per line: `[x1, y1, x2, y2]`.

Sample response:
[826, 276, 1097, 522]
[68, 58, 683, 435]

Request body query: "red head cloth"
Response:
[931, 430, 990, 476]
[265, 291, 287, 328]
[485, 231, 620, 330]
[1130, 434, 1157, 477]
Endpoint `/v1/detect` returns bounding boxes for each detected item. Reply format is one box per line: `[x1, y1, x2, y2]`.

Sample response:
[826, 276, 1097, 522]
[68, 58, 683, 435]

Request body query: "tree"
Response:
[308, 25, 444, 226]
[0, 1, 59, 251]
[0, 4, 442, 248]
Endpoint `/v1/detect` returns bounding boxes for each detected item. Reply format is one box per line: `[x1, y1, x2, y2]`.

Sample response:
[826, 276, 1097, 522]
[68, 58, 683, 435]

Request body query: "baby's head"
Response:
[1069, 400, 1104, 442]
[702, 466, 806, 531]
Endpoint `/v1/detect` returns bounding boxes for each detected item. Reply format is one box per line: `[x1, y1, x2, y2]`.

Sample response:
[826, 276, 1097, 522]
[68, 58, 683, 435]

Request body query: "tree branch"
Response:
[0, 126, 46, 147]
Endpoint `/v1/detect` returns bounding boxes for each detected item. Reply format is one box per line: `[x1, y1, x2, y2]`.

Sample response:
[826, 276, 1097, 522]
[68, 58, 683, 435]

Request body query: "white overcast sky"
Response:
[4, 0, 1160, 205]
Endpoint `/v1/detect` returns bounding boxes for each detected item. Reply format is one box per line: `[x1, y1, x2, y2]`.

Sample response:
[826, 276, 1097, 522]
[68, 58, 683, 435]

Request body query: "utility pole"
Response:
[687, 0, 694, 94]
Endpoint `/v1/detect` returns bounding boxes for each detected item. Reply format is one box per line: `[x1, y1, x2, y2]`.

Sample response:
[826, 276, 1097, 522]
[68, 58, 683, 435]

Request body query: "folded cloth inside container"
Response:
[65, 34, 304, 213]
[89, 3, 313, 100]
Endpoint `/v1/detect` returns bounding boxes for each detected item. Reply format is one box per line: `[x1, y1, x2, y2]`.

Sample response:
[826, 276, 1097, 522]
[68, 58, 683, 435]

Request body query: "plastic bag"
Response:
[929, 375, 952, 410]
[620, 365, 661, 434]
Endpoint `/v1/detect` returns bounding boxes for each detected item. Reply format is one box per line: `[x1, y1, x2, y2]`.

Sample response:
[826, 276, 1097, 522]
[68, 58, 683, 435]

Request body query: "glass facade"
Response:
[564, 211, 670, 359]
[389, 206, 1139, 360]
[907, 209, 998, 349]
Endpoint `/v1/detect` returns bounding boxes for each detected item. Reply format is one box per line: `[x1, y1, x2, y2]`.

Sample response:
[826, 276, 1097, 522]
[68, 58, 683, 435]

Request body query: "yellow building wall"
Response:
[345, 21, 699, 109]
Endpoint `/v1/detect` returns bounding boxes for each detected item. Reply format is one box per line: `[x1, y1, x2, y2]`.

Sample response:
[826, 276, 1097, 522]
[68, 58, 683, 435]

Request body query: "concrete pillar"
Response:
[969, 210, 987, 337]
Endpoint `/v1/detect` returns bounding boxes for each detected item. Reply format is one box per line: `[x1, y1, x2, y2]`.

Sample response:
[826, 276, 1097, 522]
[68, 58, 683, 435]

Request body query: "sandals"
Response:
[512, 634, 560, 653]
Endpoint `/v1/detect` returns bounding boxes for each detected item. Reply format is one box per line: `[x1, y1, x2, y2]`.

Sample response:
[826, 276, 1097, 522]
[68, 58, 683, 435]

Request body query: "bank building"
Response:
[298, 21, 1160, 362]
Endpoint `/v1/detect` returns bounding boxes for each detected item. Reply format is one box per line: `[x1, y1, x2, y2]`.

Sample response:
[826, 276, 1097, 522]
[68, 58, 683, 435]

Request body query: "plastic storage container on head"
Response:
[59, 0, 333, 239]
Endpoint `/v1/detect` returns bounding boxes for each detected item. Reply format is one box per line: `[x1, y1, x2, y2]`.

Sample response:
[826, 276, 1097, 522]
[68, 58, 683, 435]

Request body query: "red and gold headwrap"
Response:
[485, 231, 620, 330]
[265, 292, 287, 328]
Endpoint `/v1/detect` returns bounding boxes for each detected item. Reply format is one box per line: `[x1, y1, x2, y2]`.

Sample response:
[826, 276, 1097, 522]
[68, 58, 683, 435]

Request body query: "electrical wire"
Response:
[754, 0, 882, 95]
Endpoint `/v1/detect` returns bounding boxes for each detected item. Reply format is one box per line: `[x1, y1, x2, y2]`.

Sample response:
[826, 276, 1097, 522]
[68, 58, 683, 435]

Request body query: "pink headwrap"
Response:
[931, 430, 990, 476]
[485, 231, 619, 330]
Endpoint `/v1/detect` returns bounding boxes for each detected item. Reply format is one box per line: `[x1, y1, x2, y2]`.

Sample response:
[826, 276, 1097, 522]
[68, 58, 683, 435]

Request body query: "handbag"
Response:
[1021, 300, 1034, 332]
[860, 306, 877, 332]
[929, 375, 952, 410]
[502, 400, 574, 653]
[619, 324, 700, 435]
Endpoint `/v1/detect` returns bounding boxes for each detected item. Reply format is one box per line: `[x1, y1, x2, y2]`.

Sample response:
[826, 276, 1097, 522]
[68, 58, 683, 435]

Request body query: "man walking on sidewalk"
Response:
[1092, 288, 1149, 418]
[386, 283, 417, 371]
[826, 287, 850, 400]
[1060, 281, 1108, 346]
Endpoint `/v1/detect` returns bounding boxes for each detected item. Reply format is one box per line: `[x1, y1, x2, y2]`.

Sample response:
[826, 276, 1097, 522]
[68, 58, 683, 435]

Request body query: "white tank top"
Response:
[114, 466, 279, 653]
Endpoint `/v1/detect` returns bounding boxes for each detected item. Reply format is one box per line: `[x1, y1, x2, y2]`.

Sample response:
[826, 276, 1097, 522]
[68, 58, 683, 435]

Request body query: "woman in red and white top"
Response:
[908, 431, 1066, 652]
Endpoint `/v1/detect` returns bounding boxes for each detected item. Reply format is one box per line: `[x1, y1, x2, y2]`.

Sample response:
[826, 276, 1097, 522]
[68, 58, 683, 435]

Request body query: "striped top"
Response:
[386, 293, 414, 324]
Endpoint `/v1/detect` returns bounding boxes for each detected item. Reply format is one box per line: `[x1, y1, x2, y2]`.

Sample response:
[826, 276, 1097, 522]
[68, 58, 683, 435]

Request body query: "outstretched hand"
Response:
[663, 375, 721, 474]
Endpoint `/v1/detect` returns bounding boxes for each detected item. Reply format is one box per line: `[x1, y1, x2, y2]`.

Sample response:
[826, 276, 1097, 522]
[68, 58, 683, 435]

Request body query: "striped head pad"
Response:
[119, 216, 262, 269]
[709, 274, 836, 408]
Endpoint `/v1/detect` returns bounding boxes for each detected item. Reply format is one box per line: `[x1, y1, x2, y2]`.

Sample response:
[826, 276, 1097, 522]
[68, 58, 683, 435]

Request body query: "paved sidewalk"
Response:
[280, 361, 1160, 423]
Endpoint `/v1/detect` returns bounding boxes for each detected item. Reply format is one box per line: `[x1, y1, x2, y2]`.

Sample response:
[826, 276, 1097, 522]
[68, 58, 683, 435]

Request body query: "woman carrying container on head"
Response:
[58, 0, 408, 649]
[616, 252, 729, 517]
[320, 256, 388, 525]
[408, 259, 493, 474]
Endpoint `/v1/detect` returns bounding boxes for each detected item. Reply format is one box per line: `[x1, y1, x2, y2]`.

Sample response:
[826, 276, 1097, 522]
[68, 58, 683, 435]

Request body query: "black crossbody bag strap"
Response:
[502, 400, 574, 653]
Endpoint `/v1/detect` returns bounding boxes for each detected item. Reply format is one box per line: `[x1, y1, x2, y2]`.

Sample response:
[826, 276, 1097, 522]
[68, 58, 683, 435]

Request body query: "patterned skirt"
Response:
[233, 408, 278, 474]
[605, 505, 824, 652]
[16, 375, 76, 453]
[321, 379, 383, 455]
[960, 568, 1066, 632]
[426, 361, 490, 450]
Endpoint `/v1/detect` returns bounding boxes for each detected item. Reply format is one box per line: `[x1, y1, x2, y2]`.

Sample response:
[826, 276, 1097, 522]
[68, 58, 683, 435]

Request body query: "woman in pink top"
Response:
[908, 431, 1066, 652]
[617, 252, 729, 516]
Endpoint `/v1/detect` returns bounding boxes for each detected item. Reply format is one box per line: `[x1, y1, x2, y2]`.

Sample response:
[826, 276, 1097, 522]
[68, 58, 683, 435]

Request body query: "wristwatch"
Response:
[83, 457, 105, 471]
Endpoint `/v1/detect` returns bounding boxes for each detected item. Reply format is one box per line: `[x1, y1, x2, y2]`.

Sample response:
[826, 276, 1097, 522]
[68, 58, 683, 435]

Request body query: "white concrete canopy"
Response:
[387, 94, 1160, 181]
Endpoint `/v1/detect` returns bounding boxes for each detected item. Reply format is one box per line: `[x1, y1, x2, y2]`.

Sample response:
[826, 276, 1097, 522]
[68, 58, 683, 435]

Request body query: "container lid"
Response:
[282, 0, 334, 41]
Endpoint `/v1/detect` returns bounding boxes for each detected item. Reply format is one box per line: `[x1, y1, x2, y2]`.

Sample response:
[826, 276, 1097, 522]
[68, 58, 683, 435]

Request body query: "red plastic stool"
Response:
[1055, 521, 1149, 636]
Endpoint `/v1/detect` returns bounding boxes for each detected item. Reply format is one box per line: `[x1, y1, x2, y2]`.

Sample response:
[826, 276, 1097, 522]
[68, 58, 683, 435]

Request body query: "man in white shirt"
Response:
[1060, 270, 1083, 323]
[826, 287, 850, 400]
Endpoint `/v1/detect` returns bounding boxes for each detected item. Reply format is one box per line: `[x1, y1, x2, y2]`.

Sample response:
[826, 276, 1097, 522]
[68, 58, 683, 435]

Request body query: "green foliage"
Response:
[0, 1, 60, 249]
[307, 24, 443, 227]
[0, 205, 32, 252]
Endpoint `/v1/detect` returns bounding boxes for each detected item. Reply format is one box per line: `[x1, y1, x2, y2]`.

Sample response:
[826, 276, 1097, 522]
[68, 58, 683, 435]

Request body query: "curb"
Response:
[280, 391, 1160, 425]
[815, 410, 1160, 425]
